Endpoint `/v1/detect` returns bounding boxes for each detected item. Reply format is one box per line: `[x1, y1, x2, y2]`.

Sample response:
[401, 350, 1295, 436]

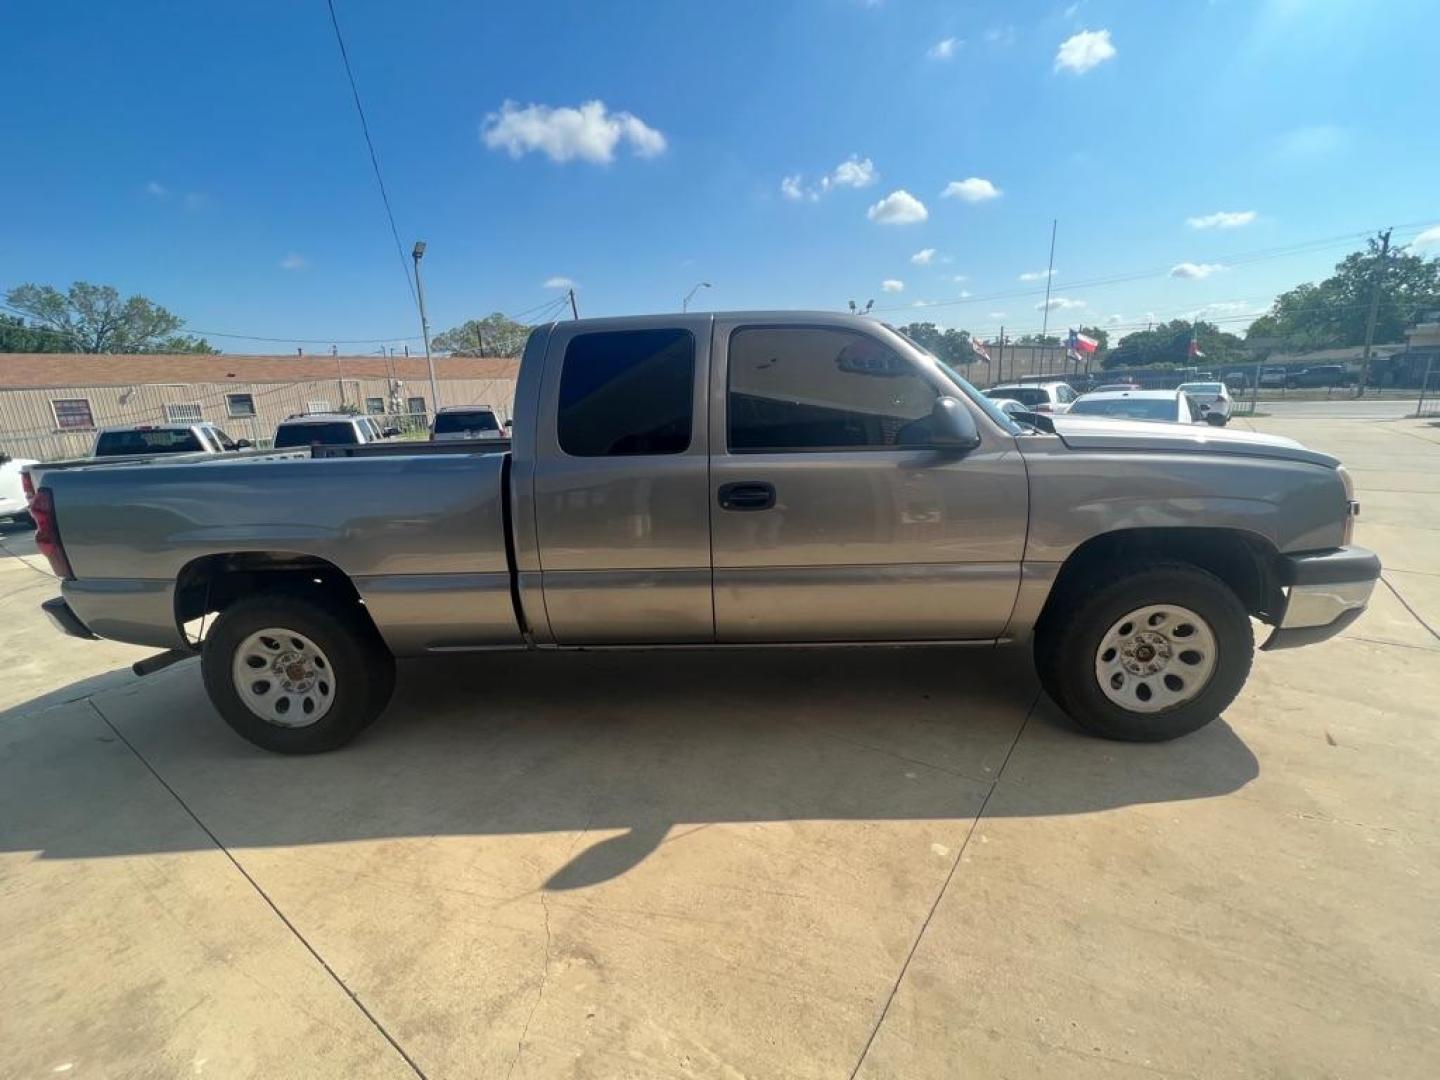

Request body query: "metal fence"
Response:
[1417, 364, 1440, 418]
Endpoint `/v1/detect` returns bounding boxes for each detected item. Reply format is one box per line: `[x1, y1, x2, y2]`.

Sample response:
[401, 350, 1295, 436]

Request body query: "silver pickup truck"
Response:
[34, 311, 1380, 753]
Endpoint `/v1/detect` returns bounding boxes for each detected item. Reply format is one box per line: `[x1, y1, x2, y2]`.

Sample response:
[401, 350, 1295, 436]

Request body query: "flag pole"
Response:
[1038, 218, 1058, 349]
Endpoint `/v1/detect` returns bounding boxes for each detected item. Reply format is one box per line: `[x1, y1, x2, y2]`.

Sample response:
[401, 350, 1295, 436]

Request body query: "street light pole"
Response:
[412, 241, 440, 413]
[682, 281, 711, 312]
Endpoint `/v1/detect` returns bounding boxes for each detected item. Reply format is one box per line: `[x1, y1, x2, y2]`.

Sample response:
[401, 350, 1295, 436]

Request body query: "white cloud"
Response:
[867, 189, 929, 224]
[1170, 262, 1224, 280]
[544, 276, 576, 289]
[1036, 297, 1086, 311]
[1408, 225, 1440, 250]
[911, 248, 937, 265]
[989, 311, 1006, 319]
[481, 100, 666, 164]
[1274, 124, 1346, 159]
[957, 289, 972, 298]
[941, 177, 1002, 203]
[984, 25, 1016, 47]
[1187, 210, 1258, 230]
[279, 253, 308, 271]
[928, 37, 960, 60]
[1055, 29, 1116, 73]
[954, 274, 969, 283]
[144, 181, 168, 197]
[1105, 313, 1125, 325]
[1063, 3, 1081, 17]
[1018, 268, 1055, 282]
[780, 155, 877, 202]
[881, 279, 905, 293]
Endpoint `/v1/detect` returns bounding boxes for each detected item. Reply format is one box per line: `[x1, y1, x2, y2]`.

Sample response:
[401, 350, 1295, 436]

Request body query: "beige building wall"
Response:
[0, 375, 518, 462]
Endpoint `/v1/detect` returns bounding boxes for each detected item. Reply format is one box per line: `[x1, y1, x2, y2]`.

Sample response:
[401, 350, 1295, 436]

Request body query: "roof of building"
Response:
[0, 353, 520, 389]
[1265, 345, 1405, 365]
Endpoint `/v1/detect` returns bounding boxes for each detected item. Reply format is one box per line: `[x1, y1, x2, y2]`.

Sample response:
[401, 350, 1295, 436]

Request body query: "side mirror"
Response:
[504, 418, 514, 429]
[234, 438, 253, 449]
[929, 396, 982, 451]
[1204, 411, 1227, 427]
[382, 426, 400, 438]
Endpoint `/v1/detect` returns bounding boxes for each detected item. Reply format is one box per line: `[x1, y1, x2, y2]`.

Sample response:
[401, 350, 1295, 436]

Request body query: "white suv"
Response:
[984, 380, 1079, 413]
[273, 414, 394, 449]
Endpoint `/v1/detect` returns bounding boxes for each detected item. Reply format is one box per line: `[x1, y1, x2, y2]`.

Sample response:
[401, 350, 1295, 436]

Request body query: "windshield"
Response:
[274, 422, 359, 447]
[433, 410, 500, 434]
[94, 428, 204, 456]
[1179, 383, 1223, 394]
[1070, 397, 1179, 421]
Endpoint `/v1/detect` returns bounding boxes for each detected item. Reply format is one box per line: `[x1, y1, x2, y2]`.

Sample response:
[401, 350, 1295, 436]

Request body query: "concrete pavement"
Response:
[3, 418, 1438, 1079]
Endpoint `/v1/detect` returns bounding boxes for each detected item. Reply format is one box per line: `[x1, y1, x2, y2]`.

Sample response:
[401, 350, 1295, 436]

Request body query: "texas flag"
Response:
[972, 337, 992, 363]
[1066, 329, 1098, 361]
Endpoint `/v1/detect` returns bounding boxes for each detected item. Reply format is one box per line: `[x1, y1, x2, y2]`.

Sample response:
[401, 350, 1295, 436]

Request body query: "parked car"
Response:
[1177, 381, 1234, 423]
[1070, 389, 1214, 425]
[1259, 367, 1287, 388]
[1286, 365, 1353, 389]
[36, 311, 1377, 754]
[1223, 372, 1248, 390]
[1, 448, 39, 522]
[987, 397, 1030, 419]
[1093, 382, 1141, 392]
[272, 413, 397, 449]
[22, 423, 256, 493]
[984, 380, 1078, 413]
[431, 406, 509, 441]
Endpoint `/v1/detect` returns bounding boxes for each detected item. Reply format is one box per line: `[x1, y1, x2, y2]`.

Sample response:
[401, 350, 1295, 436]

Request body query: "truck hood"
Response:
[1045, 415, 1339, 467]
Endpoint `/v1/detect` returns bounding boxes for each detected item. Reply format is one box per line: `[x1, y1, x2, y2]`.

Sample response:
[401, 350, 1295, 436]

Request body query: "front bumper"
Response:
[1261, 546, 1381, 651]
[42, 596, 98, 641]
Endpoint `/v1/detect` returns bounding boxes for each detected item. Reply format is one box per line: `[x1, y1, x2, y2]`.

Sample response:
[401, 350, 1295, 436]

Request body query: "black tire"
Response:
[201, 592, 395, 754]
[1034, 561, 1253, 742]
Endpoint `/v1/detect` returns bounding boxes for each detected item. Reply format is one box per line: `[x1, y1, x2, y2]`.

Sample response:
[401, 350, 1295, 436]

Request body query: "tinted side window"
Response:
[274, 422, 358, 448]
[94, 429, 204, 455]
[728, 327, 938, 452]
[558, 329, 694, 456]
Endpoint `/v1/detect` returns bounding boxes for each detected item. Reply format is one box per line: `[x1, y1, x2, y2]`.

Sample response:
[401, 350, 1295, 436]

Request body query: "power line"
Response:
[324, 0, 419, 311]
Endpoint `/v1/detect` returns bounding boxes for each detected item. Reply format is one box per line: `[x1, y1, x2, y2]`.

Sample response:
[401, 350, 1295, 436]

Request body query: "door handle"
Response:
[717, 481, 776, 511]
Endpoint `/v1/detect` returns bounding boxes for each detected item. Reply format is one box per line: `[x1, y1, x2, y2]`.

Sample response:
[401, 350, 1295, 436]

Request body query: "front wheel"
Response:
[1035, 562, 1254, 742]
[201, 593, 395, 753]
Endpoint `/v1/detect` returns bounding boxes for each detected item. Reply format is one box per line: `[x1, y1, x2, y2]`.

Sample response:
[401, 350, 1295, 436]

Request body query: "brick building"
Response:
[0, 353, 520, 461]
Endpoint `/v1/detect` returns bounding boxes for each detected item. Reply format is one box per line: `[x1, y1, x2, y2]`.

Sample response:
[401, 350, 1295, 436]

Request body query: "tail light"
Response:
[29, 488, 74, 579]
[20, 468, 35, 503]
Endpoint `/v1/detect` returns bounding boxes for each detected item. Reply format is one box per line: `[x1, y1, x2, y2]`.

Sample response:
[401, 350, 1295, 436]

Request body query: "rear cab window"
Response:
[93, 428, 205, 456]
[434, 410, 501, 436]
[557, 328, 695, 456]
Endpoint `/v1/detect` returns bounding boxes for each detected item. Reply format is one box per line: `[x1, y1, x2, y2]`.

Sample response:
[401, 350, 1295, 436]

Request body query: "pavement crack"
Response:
[85, 699, 429, 1080]
[846, 688, 1040, 1080]
[1381, 575, 1440, 642]
[507, 890, 554, 1080]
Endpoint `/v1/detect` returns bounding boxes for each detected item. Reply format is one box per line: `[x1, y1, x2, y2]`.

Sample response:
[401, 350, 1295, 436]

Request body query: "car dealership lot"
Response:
[3, 417, 1438, 1079]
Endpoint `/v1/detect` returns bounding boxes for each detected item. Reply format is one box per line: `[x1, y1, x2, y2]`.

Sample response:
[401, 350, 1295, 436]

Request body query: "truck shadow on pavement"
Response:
[1, 645, 1259, 888]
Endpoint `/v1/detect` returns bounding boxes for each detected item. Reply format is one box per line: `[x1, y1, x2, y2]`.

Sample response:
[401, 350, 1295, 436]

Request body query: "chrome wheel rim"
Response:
[232, 628, 335, 727]
[1094, 604, 1217, 714]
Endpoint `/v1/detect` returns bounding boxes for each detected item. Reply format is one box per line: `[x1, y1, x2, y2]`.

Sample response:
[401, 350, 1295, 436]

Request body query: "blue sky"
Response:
[3, 0, 1438, 353]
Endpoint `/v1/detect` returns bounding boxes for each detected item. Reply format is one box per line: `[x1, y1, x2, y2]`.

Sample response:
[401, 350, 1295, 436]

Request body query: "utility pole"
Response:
[1358, 227, 1391, 398]
[997, 326, 1005, 384]
[1038, 219, 1058, 345]
[412, 241, 440, 412]
[568, 289, 579, 320]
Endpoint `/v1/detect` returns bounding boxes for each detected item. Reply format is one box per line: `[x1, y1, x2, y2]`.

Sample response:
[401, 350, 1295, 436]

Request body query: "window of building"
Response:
[306, 400, 333, 414]
[365, 397, 385, 414]
[727, 326, 939, 452]
[557, 328, 694, 456]
[406, 396, 427, 416]
[226, 393, 256, 418]
[164, 402, 204, 423]
[51, 398, 95, 431]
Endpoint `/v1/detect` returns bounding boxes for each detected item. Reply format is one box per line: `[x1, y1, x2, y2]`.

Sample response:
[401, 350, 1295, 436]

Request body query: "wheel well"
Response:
[1039, 527, 1283, 629]
[174, 552, 382, 646]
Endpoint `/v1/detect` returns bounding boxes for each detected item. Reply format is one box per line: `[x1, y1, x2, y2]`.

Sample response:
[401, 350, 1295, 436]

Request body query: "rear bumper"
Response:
[42, 596, 98, 640]
[1261, 546, 1381, 651]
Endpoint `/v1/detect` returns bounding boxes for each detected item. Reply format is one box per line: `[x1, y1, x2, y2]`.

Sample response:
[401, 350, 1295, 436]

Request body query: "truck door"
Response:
[527, 320, 714, 644]
[707, 319, 1027, 642]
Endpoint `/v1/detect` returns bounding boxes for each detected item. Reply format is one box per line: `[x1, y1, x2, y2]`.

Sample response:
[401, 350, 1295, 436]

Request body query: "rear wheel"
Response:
[1035, 562, 1253, 742]
[201, 593, 395, 753]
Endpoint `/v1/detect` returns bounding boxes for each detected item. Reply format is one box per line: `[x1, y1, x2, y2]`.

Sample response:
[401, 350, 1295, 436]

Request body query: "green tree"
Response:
[1245, 239, 1440, 353]
[1015, 333, 1061, 345]
[431, 312, 531, 356]
[1105, 320, 1244, 370]
[897, 322, 976, 365]
[0, 313, 74, 352]
[4, 281, 214, 353]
